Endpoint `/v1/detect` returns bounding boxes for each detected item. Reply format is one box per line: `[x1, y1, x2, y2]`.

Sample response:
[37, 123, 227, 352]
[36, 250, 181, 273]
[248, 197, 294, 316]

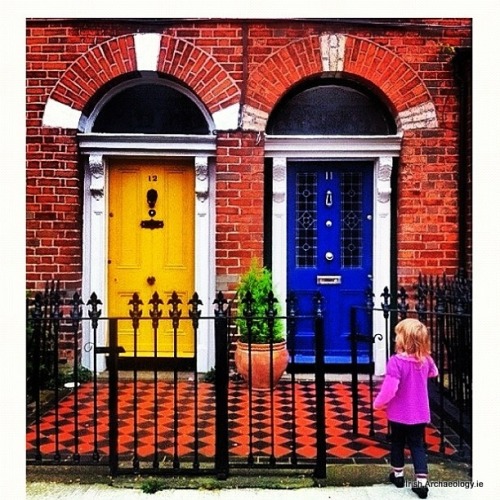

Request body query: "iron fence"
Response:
[26, 275, 471, 477]
[350, 272, 472, 455]
[26, 285, 328, 477]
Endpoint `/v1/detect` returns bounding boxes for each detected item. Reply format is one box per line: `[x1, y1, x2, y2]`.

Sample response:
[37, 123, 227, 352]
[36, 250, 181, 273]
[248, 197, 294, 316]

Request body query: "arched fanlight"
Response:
[266, 80, 396, 136]
[91, 81, 210, 135]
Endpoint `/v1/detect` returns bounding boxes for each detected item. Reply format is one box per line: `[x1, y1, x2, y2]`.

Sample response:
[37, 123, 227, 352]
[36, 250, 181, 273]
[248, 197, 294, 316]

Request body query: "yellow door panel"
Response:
[108, 159, 195, 358]
[109, 168, 144, 283]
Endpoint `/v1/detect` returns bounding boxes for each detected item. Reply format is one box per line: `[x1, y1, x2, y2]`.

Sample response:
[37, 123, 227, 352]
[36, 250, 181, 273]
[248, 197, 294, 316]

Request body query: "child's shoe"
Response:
[389, 472, 404, 488]
[411, 485, 429, 498]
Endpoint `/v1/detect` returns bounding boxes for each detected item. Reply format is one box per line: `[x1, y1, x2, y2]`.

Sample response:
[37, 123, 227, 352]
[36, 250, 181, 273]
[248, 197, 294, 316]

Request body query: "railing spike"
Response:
[213, 291, 228, 317]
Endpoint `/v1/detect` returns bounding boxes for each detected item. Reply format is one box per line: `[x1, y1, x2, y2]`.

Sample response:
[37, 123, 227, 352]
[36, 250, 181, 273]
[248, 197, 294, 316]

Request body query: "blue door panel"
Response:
[289, 289, 318, 359]
[287, 161, 373, 364]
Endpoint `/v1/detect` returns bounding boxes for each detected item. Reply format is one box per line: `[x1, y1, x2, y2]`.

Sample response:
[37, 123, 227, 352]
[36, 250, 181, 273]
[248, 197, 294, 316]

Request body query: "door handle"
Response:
[325, 190, 333, 207]
[147, 276, 156, 286]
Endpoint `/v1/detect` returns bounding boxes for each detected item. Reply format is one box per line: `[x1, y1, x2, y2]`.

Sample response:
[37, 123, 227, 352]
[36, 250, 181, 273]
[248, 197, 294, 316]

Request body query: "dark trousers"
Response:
[389, 421, 428, 475]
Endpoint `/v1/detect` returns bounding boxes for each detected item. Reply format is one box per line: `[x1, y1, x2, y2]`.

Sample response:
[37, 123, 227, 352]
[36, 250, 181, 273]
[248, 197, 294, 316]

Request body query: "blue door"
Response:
[287, 161, 373, 364]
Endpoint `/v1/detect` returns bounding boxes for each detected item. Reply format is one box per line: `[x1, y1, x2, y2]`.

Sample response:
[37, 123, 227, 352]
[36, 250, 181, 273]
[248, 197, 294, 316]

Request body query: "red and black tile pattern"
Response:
[26, 379, 457, 464]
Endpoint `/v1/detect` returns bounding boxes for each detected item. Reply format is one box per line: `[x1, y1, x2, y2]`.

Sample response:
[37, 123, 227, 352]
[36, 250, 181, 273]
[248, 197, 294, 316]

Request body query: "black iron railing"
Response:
[349, 272, 472, 457]
[26, 286, 327, 478]
[26, 275, 471, 477]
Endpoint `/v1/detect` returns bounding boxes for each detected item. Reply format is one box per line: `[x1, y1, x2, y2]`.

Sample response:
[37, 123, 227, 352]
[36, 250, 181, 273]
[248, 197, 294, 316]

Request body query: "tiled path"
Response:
[26, 379, 458, 464]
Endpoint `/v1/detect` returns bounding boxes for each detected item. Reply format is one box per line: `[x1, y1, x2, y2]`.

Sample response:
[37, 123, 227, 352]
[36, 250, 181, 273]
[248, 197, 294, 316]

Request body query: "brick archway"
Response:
[43, 33, 240, 129]
[242, 33, 437, 132]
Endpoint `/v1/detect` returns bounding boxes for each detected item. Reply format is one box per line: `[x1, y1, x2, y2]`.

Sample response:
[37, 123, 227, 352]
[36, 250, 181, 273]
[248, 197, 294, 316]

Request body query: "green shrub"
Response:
[26, 291, 53, 395]
[59, 365, 93, 386]
[26, 289, 93, 394]
[235, 259, 284, 344]
[203, 367, 216, 383]
[26, 292, 36, 397]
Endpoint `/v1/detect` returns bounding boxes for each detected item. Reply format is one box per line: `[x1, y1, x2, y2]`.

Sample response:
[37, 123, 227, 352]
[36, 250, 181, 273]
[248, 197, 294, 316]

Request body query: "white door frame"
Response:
[265, 134, 402, 375]
[78, 133, 216, 373]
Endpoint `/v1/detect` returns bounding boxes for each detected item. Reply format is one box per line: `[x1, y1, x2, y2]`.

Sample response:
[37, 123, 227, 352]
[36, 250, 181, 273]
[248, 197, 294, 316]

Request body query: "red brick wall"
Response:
[215, 132, 265, 291]
[464, 54, 473, 279]
[25, 128, 81, 291]
[26, 19, 472, 296]
[397, 130, 460, 280]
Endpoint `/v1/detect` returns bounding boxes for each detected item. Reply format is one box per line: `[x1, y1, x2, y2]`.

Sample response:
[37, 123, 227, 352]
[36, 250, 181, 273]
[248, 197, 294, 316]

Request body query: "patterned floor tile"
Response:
[26, 378, 460, 464]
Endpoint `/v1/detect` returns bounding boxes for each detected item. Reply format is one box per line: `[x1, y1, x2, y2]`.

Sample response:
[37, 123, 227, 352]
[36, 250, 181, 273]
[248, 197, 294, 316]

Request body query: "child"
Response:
[374, 318, 438, 499]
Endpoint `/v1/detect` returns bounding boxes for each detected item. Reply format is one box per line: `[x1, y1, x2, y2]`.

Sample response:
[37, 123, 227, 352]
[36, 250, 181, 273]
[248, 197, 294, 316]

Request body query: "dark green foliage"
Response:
[26, 291, 54, 397]
[203, 367, 216, 383]
[235, 260, 284, 344]
[140, 478, 167, 494]
[26, 295, 37, 398]
[26, 291, 92, 397]
[59, 365, 93, 386]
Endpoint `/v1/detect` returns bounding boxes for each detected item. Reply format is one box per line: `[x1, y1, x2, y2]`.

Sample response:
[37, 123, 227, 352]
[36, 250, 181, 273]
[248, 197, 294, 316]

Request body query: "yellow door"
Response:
[108, 158, 195, 357]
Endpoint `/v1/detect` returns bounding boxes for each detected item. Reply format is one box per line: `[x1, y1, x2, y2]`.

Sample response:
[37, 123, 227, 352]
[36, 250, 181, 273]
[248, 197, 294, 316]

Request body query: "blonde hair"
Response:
[394, 318, 431, 362]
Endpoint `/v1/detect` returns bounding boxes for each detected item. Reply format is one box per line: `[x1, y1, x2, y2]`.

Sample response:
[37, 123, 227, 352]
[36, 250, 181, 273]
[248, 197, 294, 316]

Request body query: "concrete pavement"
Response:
[25, 482, 482, 499]
[24, 461, 481, 499]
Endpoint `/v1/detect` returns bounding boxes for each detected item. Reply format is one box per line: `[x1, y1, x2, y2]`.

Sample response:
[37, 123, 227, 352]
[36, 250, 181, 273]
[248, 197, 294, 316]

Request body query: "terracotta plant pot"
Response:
[234, 340, 289, 390]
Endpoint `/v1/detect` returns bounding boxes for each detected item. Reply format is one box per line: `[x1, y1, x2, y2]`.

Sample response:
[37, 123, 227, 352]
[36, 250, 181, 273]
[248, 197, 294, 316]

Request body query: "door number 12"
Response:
[148, 175, 158, 182]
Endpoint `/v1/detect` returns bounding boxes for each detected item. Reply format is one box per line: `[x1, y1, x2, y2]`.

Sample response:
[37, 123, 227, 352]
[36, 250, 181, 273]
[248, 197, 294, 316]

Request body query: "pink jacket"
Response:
[374, 353, 438, 425]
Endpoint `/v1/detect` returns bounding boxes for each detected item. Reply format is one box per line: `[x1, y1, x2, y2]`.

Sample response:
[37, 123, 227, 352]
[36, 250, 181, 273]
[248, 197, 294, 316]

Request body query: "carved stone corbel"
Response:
[88, 154, 104, 200]
[195, 157, 209, 202]
[376, 160, 393, 204]
[272, 158, 286, 204]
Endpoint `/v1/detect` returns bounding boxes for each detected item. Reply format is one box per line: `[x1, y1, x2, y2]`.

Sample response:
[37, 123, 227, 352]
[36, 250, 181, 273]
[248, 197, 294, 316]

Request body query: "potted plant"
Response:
[233, 260, 289, 390]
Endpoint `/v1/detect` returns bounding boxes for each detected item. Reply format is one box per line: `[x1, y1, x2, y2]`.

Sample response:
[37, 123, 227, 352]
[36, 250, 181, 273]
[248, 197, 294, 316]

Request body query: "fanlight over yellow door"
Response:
[108, 159, 195, 357]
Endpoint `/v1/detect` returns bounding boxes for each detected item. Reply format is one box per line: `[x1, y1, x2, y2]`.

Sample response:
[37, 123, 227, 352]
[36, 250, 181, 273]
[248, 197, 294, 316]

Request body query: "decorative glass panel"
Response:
[341, 172, 363, 268]
[296, 172, 317, 268]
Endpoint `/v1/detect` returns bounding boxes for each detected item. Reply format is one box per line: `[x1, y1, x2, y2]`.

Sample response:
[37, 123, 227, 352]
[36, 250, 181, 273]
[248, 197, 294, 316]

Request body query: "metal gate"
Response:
[26, 284, 328, 478]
